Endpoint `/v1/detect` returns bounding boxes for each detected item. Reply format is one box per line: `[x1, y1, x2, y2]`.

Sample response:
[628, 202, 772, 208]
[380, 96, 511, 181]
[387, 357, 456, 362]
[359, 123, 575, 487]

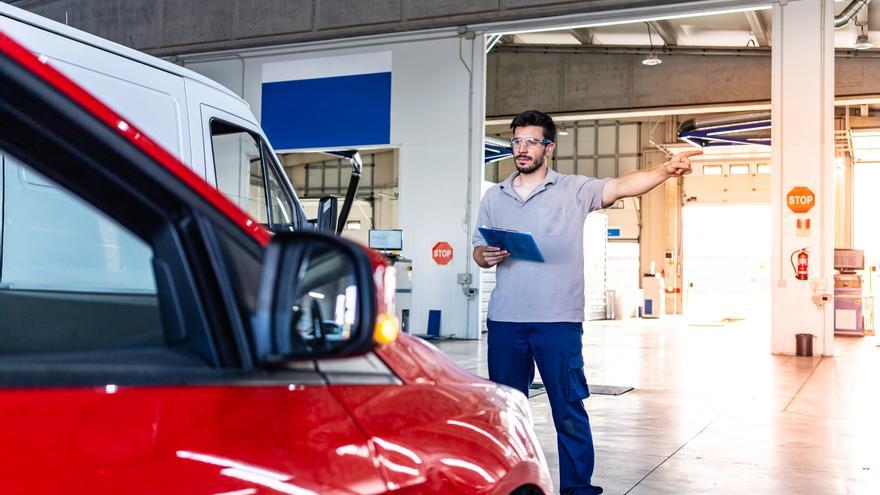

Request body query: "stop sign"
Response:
[786, 187, 815, 213]
[432, 242, 453, 265]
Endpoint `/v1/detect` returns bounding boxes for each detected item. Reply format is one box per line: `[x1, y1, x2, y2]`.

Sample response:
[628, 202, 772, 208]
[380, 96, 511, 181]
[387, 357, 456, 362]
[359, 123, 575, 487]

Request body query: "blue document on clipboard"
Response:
[478, 227, 545, 262]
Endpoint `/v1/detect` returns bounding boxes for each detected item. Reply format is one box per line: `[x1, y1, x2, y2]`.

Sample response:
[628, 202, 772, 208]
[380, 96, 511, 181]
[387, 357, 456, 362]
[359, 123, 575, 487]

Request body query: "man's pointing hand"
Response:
[664, 149, 702, 177]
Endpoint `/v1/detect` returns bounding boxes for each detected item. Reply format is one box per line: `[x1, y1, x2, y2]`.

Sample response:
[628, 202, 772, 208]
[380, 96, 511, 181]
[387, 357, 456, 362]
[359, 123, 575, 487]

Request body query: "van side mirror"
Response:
[316, 196, 338, 233]
[253, 232, 396, 363]
[336, 151, 362, 235]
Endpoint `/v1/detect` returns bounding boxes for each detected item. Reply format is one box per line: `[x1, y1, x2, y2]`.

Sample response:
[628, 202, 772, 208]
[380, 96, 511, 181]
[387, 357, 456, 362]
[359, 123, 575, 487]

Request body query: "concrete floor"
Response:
[433, 317, 880, 494]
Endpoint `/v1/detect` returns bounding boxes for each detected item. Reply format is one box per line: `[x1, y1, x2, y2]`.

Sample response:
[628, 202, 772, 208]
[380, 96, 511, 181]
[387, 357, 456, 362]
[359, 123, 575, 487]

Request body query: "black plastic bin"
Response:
[795, 333, 814, 357]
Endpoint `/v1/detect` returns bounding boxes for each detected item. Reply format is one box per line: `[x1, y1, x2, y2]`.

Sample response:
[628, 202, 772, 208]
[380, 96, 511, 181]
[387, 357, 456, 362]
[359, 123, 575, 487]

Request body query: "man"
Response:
[472, 110, 699, 495]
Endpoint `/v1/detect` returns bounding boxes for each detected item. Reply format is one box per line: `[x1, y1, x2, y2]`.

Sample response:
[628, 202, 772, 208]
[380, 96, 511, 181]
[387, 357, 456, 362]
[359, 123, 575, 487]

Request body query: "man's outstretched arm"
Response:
[601, 149, 702, 206]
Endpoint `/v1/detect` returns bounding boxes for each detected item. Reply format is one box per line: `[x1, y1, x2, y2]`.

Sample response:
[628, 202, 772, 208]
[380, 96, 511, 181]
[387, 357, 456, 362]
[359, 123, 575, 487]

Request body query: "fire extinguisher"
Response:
[790, 248, 809, 281]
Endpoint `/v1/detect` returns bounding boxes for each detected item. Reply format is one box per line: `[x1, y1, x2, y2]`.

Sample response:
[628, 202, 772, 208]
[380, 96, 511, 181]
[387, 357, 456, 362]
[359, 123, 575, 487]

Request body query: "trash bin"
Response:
[795, 333, 814, 357]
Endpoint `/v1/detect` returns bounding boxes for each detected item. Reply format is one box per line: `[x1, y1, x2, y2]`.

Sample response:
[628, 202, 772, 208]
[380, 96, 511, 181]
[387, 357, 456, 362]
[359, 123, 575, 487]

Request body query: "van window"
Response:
[210, 120, 297, 230]
[265, 147, 296, 231]
[211, 120, 269, 223]
[0, 154, 170, 358]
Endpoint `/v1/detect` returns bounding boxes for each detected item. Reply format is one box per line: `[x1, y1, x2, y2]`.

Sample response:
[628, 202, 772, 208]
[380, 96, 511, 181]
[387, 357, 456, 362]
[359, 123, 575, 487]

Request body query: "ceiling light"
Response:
[854, 34, 873, 50]
[642, 53, 662, 66]
[642, 22, 663, 67]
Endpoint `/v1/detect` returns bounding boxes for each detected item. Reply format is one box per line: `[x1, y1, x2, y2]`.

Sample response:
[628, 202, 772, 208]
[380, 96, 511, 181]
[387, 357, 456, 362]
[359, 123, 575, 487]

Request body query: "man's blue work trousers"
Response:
[487, 320, 602, 495]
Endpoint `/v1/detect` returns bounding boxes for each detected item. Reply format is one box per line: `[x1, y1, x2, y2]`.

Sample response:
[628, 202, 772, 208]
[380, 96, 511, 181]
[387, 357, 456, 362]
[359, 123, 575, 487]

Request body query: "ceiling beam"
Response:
[486, 34, 503, 53]
[744, 10, 770, 46]
[568, 28, 595, 45]
[647, 20, 679, 46]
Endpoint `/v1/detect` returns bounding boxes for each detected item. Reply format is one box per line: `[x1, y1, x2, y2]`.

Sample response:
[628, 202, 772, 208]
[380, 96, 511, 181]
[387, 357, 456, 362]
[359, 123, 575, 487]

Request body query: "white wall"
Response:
[181, 30, 486, 338]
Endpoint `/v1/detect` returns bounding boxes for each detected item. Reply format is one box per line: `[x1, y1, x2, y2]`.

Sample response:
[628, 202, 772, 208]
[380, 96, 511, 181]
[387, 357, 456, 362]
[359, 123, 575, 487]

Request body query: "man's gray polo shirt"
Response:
[472, 169, 610, 323]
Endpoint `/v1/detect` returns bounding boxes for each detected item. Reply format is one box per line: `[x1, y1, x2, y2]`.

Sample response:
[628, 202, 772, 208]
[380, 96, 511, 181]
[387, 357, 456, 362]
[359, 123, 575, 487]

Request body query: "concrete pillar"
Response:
[664, 177, 683, 315]
[771, 0, 835, 355]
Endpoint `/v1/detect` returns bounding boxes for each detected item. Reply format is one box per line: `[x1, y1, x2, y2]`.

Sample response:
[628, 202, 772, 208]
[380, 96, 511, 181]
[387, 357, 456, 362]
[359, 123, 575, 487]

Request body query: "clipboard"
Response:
[478, 227, 545, 262]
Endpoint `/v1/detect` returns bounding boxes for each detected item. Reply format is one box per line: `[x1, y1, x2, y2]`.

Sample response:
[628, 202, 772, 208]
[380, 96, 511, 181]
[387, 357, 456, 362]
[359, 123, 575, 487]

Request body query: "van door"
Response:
[182, 78, 307, 232]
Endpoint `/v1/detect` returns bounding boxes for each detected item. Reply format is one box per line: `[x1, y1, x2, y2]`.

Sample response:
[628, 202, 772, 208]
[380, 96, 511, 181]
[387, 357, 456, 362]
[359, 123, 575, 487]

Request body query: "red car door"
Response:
[0, 387, 388, 494]
[0, 31, 391, 495]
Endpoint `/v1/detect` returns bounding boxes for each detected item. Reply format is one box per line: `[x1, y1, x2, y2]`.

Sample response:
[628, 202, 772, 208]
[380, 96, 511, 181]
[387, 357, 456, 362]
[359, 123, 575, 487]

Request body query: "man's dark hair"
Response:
[510, 110, 557, 143]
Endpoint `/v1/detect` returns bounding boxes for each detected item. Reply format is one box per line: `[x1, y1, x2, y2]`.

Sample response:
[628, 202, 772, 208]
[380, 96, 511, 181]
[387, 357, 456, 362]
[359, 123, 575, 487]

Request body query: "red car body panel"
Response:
[0, 387, 386, 494]
[0, 29, 552, 495]
[363, 336, 549, 493]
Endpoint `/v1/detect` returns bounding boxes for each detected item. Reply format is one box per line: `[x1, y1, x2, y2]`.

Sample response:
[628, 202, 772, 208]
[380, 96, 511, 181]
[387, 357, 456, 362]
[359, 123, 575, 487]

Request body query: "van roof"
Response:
[0, 2, 245, 104]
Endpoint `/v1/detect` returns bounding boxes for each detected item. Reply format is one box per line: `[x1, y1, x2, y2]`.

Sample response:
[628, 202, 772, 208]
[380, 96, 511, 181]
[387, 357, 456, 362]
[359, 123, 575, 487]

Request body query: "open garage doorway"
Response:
[682, 204, 771, 325]
[853, 162, 880, 332]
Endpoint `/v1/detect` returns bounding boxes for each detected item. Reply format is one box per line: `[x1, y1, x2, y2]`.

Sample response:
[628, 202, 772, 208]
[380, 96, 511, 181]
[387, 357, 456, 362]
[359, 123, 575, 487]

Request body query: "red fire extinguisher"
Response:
[790, 248, 809, 281]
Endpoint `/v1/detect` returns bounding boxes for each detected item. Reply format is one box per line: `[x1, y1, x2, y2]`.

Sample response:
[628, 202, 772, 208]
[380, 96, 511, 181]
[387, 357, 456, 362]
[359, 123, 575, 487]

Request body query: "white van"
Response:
[0, 2, 307, 233]
[1, 3, 362, 306]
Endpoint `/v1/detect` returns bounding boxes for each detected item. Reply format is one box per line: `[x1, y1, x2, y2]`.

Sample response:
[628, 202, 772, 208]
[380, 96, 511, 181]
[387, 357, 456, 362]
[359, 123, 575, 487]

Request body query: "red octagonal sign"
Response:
[432, 241, 453, 265]
[786, 186, 815, 214]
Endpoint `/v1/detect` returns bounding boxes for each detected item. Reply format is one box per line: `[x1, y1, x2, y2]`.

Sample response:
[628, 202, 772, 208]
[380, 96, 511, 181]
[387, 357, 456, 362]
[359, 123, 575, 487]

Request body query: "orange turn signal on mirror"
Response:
[373, 313, 400, 345]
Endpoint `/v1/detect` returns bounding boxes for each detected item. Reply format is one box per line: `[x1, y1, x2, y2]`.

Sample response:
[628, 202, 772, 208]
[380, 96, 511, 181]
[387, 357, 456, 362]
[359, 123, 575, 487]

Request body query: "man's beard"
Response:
[515, 153, 544, 174]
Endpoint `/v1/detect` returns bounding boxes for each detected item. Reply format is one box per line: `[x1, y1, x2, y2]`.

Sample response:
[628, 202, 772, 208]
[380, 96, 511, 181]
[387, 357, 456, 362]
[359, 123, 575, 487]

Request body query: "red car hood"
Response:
[331, 333, 552, 494]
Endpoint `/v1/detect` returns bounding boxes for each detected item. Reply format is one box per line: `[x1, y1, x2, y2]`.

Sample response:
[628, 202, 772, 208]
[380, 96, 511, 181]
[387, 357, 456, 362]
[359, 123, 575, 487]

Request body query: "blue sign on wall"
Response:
[608, 227, 621, 238]
[261, 71, 391, 150]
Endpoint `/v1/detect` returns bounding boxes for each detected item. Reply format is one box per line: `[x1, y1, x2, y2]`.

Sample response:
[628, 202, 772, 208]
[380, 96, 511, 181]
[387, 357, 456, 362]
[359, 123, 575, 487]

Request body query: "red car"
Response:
[0, 31, 552, 495]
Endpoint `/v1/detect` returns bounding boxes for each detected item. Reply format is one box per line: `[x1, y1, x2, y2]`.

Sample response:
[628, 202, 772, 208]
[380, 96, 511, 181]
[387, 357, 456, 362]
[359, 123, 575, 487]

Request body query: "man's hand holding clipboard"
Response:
[475, 245, 509, 267]
[478, 227, 545, 263]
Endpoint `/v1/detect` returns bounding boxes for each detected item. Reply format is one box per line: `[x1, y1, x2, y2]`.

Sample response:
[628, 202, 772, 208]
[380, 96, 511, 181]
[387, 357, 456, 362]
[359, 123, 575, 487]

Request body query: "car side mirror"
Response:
[254, 231, 398, 364]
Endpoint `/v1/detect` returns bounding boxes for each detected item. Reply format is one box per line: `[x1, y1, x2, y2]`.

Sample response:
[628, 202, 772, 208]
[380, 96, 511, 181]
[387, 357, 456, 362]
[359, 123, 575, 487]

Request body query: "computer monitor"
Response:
[369, 229, 403, 251]
[834, 249, 864, 271]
